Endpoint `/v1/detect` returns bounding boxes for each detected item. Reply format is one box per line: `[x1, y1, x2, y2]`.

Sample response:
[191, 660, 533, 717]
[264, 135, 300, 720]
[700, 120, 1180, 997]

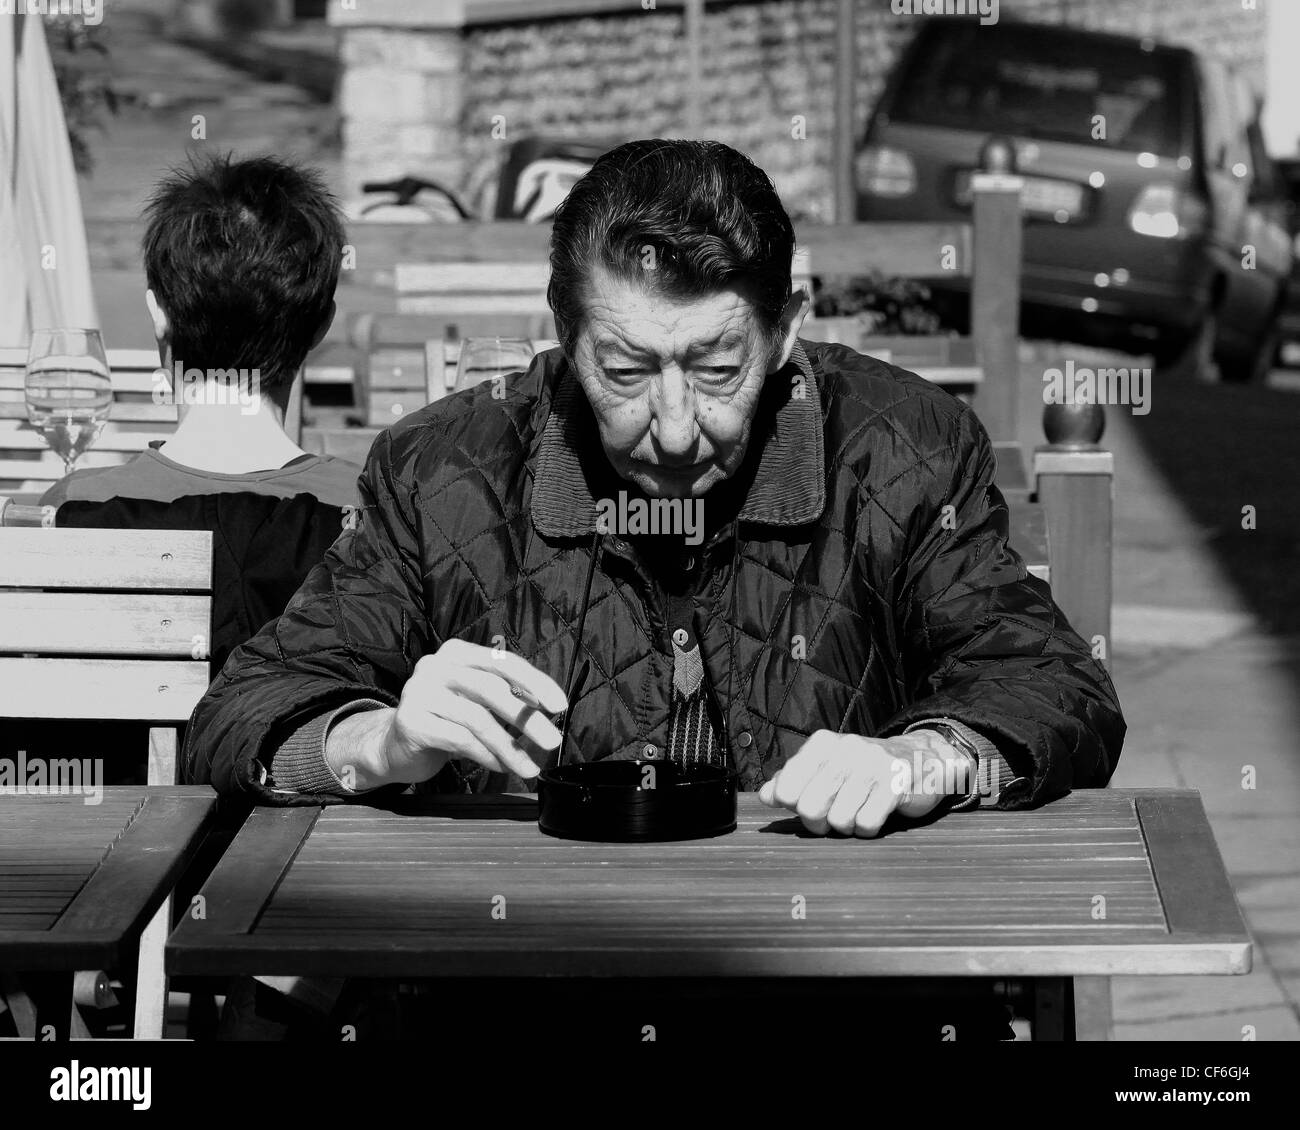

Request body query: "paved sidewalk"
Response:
[1016, 344, 1300, 1039]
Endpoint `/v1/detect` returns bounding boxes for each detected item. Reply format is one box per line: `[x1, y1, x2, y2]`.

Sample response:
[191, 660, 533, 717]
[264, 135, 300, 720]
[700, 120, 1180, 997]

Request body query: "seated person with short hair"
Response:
[11, 155, 363, 783]
[42, 152, 359, 513]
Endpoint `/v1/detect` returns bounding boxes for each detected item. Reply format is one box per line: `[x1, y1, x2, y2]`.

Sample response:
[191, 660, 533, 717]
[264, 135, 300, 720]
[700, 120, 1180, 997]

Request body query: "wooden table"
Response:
[167, 789, 1249, 1040]
[0, 785, 217, 1039]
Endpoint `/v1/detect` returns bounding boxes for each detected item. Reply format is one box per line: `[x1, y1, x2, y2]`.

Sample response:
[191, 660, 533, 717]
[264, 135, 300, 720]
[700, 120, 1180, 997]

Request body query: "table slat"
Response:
[0, 786, 217, 970]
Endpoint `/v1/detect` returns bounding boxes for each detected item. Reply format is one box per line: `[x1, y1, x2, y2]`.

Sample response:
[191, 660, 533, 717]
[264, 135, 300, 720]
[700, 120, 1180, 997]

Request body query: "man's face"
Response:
[569, 266, 782, 499]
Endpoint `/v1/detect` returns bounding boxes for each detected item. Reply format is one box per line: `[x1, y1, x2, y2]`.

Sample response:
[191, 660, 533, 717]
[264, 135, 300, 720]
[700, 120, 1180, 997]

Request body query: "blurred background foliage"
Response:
[47, 13, 118, 176]
[813, 273, 944, 334]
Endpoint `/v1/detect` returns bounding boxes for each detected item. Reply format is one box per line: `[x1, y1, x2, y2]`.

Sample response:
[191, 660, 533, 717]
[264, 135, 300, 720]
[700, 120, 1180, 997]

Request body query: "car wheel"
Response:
[1216, 314, 1281, 385]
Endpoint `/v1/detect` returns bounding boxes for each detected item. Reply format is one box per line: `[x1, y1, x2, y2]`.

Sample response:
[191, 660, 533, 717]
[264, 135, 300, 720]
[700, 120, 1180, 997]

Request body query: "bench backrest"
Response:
[0, 347, 172, 491]
[0, 528, 214, 725]
[349, 261, 556, 349]
[361, 336, 557, 429]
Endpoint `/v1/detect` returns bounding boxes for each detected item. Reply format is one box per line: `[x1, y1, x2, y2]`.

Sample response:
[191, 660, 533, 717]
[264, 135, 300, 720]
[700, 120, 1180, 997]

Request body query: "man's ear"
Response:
[144, 289, 170, 349]
[309, 301, 337, 351]
[765, 287, 811, 374]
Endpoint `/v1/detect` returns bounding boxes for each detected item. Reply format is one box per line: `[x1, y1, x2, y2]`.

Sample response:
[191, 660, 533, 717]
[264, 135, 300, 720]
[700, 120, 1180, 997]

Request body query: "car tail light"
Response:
[1128, 184, 1209, 239]
[856, 145, 917, 198]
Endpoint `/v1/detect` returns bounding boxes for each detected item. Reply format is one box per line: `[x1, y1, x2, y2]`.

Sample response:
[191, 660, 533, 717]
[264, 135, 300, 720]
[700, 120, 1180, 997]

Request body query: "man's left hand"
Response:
[757, 728, 970, 837]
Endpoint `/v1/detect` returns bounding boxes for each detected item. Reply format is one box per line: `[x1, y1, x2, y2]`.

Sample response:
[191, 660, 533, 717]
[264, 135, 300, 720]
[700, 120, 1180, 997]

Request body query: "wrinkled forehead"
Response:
[578, 265, 769, 360]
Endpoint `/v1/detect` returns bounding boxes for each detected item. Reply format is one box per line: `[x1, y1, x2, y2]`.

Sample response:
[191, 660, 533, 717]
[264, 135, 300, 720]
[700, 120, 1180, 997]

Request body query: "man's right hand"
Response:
[325, 639, 568, 791]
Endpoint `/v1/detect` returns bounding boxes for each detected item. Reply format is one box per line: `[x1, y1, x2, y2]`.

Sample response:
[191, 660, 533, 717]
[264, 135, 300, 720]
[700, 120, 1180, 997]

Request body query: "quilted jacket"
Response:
[182, 340, 1125, 806]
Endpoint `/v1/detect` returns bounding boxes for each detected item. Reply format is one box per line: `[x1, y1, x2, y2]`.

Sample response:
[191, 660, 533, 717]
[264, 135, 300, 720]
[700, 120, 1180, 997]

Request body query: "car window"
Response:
[885, 24, 1187, 156]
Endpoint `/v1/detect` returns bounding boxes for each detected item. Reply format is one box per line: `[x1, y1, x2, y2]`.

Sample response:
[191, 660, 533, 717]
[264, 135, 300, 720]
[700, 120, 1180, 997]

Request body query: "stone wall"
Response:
[332, 0, 1268, 219]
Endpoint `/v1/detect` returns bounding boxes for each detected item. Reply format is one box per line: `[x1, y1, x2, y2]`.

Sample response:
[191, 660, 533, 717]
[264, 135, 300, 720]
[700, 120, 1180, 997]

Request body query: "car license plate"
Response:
[955, 172, 1085, 219]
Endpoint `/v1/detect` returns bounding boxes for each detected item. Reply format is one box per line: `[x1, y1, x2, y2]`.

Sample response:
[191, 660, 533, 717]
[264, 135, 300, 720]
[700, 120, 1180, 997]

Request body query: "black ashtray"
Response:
[537, 759, 738, 842]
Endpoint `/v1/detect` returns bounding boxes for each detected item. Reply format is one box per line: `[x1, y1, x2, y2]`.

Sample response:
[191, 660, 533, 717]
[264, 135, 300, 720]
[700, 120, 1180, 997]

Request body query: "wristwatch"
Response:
[919, 721, 982, 811]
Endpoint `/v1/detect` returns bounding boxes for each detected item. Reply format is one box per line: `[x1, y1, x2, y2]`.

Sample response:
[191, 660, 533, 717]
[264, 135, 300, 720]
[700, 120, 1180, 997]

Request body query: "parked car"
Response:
[857, 19, 1292, 383]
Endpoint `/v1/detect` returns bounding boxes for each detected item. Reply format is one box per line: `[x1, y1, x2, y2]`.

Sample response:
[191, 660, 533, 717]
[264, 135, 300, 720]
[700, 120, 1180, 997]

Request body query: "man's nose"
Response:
[650, 367, 699, 458]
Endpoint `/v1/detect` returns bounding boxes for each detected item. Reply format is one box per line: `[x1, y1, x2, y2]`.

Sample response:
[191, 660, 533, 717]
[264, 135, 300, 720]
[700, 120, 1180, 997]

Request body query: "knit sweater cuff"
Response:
[269, 698, 391, 796]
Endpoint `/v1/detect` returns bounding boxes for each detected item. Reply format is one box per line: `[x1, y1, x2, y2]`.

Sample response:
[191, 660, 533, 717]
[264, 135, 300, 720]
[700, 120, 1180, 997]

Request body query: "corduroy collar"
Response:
[531, 340, 825, 538]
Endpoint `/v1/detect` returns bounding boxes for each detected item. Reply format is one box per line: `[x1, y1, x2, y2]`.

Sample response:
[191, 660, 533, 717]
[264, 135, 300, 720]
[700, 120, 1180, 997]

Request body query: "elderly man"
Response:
[184, 140, 1123, 841]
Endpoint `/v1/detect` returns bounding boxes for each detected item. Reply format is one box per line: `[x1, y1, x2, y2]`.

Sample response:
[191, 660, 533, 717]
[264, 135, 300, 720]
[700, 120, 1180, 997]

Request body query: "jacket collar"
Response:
[531, 340, 825, 538]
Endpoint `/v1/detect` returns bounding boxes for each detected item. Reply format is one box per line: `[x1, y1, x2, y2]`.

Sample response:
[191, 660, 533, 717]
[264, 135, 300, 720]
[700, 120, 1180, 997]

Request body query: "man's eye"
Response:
[696, 366, 739, 379]
[604, 367, 648, 379]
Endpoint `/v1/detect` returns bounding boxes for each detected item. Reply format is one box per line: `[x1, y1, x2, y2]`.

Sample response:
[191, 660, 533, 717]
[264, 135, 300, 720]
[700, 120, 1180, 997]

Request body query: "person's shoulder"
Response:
[379, 349, 555, 486]
[807, 339, 968, 417]
[291, 454, 363, 508]
[805, 339, 987, 473]
[39, 455, 152, 507]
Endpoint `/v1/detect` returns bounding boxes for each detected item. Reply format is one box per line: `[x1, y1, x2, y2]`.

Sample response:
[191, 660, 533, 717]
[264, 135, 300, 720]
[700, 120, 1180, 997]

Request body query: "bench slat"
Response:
[359, 311, 554, 345]
[0, 347, 161, 371]
[910, 366, 983, 386]
[368, 349, 427, 390]
[0, 400, 178, 423]
[0, 368, 164, 396]
[394, 262, 551, 294]
[0, 529, 212, 589]
[0, 593, 209, 657]
[0, 421, 173, 450]
[0, 453, 131, 487]
[395, 295, 554, 317]
[302, 365, 356, 386]
[0, 657, 210, 720]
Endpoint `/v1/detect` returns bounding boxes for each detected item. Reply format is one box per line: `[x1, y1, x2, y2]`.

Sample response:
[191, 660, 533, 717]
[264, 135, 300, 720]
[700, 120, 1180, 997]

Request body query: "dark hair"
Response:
[547, 140, 796, 354]
[142, 153, 344, 394]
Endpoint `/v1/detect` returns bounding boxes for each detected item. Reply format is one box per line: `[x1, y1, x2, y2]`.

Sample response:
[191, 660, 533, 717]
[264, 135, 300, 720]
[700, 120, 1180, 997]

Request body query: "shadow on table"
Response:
[757, 809, 948, 837]
[381, 793, 540, 821]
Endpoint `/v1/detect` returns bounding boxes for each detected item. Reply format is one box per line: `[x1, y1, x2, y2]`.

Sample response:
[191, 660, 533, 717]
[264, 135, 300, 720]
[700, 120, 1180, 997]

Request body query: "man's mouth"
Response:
[645, 460, 708, 477]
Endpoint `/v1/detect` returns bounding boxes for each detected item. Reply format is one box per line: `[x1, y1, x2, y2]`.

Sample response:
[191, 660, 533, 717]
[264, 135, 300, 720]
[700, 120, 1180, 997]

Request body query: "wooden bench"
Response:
[0, 530, 215, 1039]
[791, 150, 1022, 431]
[0, 528, 214, 786]
[329, 175, 1017, 435]
[355, 336, 559, 430]
[799, 325, 985, 389]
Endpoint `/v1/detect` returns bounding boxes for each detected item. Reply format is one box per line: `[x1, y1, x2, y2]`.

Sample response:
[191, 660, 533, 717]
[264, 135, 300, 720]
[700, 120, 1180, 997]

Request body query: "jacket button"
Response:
[672, 628, 689, 647]
[737, 731, 753, 748]
[642, 743, 659, 759]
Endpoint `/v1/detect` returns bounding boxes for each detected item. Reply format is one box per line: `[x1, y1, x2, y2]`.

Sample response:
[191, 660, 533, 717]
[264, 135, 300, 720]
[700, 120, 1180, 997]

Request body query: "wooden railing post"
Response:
[1034, 402, 1113, 670]
[970, 137, 1024, 443]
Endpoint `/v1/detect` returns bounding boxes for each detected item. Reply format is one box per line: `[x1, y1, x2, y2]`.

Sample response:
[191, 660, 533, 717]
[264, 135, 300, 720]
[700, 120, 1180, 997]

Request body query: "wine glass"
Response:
[25, 328, 113, 476]
[454, 337, 536, 393]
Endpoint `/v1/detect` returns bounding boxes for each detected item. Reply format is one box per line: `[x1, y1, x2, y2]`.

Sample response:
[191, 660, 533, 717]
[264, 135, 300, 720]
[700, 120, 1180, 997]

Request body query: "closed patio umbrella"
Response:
[0, 11, 99, 346]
